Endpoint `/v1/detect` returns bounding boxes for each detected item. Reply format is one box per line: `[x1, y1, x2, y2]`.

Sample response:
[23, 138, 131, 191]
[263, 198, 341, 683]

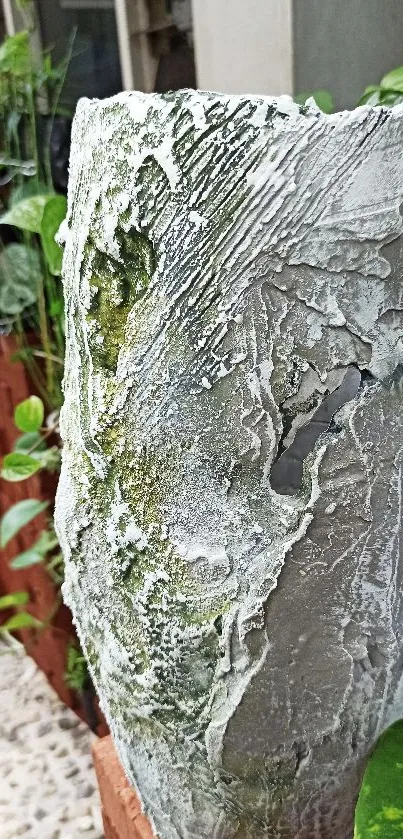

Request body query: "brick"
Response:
[92, 736, 156, 839]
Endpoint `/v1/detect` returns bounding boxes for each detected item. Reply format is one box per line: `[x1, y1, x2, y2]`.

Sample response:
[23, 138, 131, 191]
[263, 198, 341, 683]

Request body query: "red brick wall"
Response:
[93, 736, 157, 839]
[0, 335, 108, 734]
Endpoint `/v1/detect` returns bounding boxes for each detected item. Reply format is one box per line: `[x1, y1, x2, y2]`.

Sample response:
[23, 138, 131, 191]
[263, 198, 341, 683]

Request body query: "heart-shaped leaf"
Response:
[0, 244, 42, 316]
[380, 66, 403, 92]
[9, 180, 51, 207]
[1, 194, 52, 233]
[1, 453, 41, 481]
[14, 432, 47, 453]
[14, 396, 44, 432]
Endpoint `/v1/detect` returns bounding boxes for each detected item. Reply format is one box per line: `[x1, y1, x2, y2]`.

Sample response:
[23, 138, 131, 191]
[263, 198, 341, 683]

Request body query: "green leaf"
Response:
[10, 546, 45, 569]
[0, 498, 48, 547]
[381, 66, 403, 92]
[357, 87, 382, 107]
[31, 529, 58, 553]
[10, 180, 51, 207]
[65, 641, 89, 691]
[0, 591, 29, 610]
[379, 90, 403, 106]
[14, 432, 47, 453]
[0, 31, 30, 76]
[294, 89, 334, 113]
[311, 89, 334, 114]
[40, 195, 67, 275]
[10, 527, 58, 569]
[354, 720, 403, 838]
[49, 299, 63, 317]
[362, 85, 382, 95]
[1, 194, 53, 233]
[1, 453, 41, 482]
[0, 244, 42, 317]
[14, 396, 44, 432]
[0, 612, 41, 632]
[46, 552, 64, 579]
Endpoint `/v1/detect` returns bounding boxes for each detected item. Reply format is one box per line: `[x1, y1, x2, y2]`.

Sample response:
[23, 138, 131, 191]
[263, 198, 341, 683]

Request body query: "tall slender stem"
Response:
[36, 273, 54, 397]
[43, 28, 77, 189]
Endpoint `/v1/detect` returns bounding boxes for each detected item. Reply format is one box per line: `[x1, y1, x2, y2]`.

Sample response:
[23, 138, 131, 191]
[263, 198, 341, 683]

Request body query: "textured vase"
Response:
[56, 90, 403, 839]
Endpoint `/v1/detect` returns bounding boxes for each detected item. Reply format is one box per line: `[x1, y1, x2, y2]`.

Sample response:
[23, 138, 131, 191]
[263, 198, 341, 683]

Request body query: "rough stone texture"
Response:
[0, 638, 103, 838]
[56, 90, 403, 839]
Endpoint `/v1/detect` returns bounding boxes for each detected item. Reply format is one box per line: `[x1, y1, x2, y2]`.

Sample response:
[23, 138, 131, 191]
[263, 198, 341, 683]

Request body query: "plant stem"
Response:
[43, 27, 77, 189]
[31, 349, 64, 366]
[26, 420, 59, 454]
[40, 591, 62, 630]
[14, 320, 50, 405]
[36, 276, 54, 396]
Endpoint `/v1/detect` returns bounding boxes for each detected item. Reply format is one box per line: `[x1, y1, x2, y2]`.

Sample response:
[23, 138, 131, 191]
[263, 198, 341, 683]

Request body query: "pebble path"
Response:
[0, 638, 104, 839]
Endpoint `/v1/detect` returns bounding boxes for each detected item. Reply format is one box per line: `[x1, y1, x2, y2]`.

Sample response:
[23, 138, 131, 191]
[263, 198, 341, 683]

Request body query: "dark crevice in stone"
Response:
[293, 740, 310, 775]
[213, 615, 223, 636]
[328, 417, 343, 434]
[358, 368, 377, 389]
[350, 730, 358, 753]
[388, 363, 403, 388]
[275, 407, 295, 460]
[367, 641, 386, 669]
[270, 366, 363, 496]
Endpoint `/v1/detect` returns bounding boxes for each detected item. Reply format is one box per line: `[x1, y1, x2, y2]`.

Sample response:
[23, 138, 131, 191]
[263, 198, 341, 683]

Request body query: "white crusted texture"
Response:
[56, 90, 403, 839]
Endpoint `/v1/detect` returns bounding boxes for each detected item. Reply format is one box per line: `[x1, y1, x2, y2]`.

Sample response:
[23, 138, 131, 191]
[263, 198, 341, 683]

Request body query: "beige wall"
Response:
[191, 0, 293, 96]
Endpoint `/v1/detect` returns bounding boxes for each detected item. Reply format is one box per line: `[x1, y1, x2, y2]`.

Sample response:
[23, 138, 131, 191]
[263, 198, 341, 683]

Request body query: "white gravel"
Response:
[0, 637, 104, 839]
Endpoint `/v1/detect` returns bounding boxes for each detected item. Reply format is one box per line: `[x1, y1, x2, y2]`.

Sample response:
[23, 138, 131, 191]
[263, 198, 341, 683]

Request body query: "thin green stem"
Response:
[31, 349, 64, 366]
[36, 275, 54, 395]
[9, 75, 22, 186]
[42, 259, 65, 366]
[43, 28, 77, 189]
[27, 80, 39, 182]
[26, 420, 59, 454]
[14, 317, 49, 403]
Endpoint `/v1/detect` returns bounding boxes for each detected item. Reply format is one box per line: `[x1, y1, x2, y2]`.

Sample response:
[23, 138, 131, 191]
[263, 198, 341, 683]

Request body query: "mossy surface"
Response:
[57, 88, 403, 839]
[85, 227, 155, 371]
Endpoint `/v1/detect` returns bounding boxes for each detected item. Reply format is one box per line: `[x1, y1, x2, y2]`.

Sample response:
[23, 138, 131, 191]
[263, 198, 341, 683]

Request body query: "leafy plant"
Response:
[294, 89, 334, 113]
[1, 395, 60, 482]
[0, 589, 41, 633]
[0, 243, 41, 315]
[0, 4, 93, 711]
[14, 394, 44, 431]
[0, 15, 73, 409]
[0, 392, 94, 706]
[40, 195, 67, 275]
[358, 67, 403, 107]
[0, 190, 66, 407]
[1, 452, 41, 481]
[0, 498, 48, 546]
[354, 721, 403, 838]
[64, 641, 90, 693]
[1, 192, 66, 274]
[295, 66, 403, 115]
[0, 395, 63, 585]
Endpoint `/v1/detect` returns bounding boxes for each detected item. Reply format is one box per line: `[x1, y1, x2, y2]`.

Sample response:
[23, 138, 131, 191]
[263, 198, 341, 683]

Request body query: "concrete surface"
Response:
[0, 637, 104, 839]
